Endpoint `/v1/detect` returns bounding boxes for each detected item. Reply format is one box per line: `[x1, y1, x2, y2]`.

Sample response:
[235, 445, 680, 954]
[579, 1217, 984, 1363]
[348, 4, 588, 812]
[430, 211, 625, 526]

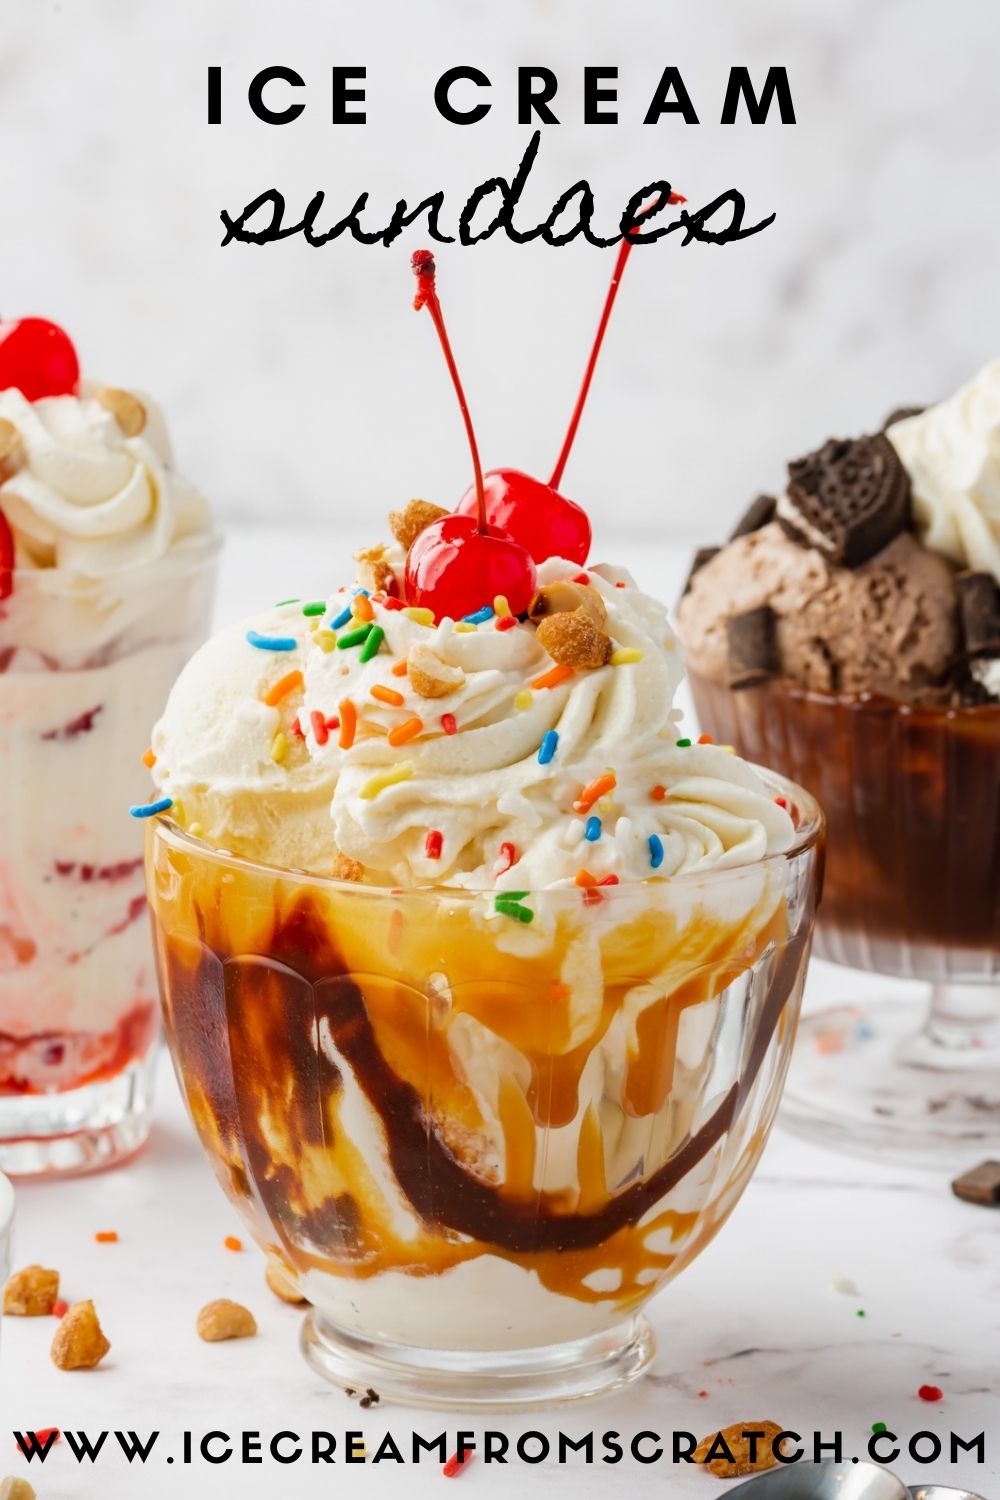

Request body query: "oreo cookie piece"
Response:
[727, 606, 778, 690]
[681, 545, 720, 597]
[882, 405, 925, 431]
[730, 494, 776, 540]
[956, 571, 1000, 657]
[780, 434, 911, 568]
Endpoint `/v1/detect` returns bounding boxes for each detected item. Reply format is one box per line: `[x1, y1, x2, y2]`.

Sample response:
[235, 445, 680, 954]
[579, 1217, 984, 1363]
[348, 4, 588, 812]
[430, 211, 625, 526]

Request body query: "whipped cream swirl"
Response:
[888, 359, 1000, 585]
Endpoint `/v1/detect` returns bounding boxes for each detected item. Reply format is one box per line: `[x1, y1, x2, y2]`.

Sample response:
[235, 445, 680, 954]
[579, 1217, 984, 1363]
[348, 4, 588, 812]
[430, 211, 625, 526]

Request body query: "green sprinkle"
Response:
[495, 899, 534, 924]
[500, 891, 528, 901]
[337, 623, 374, 650]
[856, 1309, 866, 1318]
[676, 737, 692, 748]
[872, 1422, 887, 1434]
[275, 597, 299, 606]
[358, 624, 385, 663]
[302, 601, 327, 617]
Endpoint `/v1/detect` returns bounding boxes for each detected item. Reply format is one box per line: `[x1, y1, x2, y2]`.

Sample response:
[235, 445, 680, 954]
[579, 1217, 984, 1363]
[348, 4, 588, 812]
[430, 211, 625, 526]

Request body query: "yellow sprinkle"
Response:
[173, 800, 186, 827]
[359, 763, 414, 800]
[188, 822, 204, 839]
[720, 744, 736, 754]
[493, 594, 511, 617]
[270, 731, 288, 763]
[315, 629, 337, 653]
[403, 607, 434, 626]
[610, 648, 643, 666]
[515, 690, 533, 711]
[453, 621, 476, 633]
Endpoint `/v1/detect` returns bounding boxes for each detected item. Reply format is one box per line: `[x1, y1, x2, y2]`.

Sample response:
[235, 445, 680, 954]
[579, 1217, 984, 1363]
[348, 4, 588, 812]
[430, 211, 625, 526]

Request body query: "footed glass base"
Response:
[0, 1058, 155, 1178]
[781, 998, 1000, 1165]
[301, 1310, 654, 1409]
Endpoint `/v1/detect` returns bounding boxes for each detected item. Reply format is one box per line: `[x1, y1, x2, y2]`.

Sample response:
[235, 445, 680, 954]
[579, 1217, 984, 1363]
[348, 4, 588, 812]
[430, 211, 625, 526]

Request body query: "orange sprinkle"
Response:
[531, 663, 574, 691]
[263, 669, 303, 707]
[574, 869, 597, 888]
[353, 594, 374, 622]
[650, 784, 667, 802]
[390, 658, 409, 677]
[387, 716, 423, 747]
[698, 733, 714, 744]
[339, 699, 357, 749]
[370, 684, 405, 707]
[142, 745, 156, 769]
[223, 1235, 243, 1252]
[95, 1231, 118, 1244]
[573, 772, 617, 814]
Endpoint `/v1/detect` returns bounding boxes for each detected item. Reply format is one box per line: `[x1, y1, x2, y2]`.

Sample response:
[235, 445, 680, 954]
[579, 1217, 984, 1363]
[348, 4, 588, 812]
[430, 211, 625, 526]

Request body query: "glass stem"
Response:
[922, 982, 1000, 1056]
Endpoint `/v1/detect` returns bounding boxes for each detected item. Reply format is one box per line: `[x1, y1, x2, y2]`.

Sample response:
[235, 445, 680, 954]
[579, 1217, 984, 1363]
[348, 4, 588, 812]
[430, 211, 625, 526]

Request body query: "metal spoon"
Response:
[728, 1460, 910, 1499]
[908, 1488, 988, 1500]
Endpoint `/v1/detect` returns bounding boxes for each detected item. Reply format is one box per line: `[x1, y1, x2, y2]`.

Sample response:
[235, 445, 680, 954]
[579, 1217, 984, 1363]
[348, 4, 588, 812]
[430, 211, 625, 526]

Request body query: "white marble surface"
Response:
[4, 0, 1000, 542]
[0, 528, 997, 1498]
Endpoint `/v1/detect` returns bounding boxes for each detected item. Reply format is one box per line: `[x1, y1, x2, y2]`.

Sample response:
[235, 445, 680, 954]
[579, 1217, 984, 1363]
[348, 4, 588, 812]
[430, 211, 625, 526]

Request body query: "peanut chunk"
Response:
[265, 1256, 307, 1305]
[330, 850, 364, 883]
[354, 544, 398, 597]
[3, 1265, 60, 1317]
[388, 499, 447, 552]
[407, 643, 465, 699]
[694, 1420, 787, 1478]
[0, 1477, 37, 1499]
[535, 610, 611, 670]
[0, 418, 23, 482]
[528, 580, 607, 629]
[50, 1299, 111, 1370]
[93, 386, 147, 437]
[196, 1298, 257, 1342]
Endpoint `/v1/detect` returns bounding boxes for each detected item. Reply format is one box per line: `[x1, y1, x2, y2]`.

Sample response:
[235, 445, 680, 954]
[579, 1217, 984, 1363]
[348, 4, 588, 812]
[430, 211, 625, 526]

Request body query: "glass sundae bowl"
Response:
[148, 776, 821, 1406]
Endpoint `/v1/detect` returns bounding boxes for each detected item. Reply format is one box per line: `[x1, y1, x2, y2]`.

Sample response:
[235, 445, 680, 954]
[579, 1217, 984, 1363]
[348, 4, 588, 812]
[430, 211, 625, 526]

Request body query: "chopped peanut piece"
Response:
[536, 609, 611, 670]
[331, 850, 364, 882]
[354, 544, 398, 597]
[93, 386, 147, 437]
[407, 643, 465, 699]
[265, 1257, 307, 1305]
[0, 1476, 37, 1499]
[196, 1298, 257, 1342]
[3, 1265, 60, 1317]
[50, 1300, 111, 1370]
[388, 499, 448, 552]
[694, 1421, 787, 1479]
[528, 581, 607, 629]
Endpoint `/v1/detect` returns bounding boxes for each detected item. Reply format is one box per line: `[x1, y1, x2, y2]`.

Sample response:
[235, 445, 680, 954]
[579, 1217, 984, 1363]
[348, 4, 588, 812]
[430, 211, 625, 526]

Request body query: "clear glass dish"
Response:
[689, 672, 1000, 1163]
[148, 771, 822, 1407]
[0, 538, 221, 1176]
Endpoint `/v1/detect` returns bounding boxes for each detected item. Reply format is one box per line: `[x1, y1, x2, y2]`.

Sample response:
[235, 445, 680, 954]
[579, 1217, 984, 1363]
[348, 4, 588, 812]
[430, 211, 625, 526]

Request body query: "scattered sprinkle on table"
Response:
[224, 1236, 243, 1252]
[52, 1300, 68, 1319]
[648, 833, 664, 869]
[95, 1231, 118, 1244]
[129, 797, 172, 819]
[246, 629, 297, 652]
[871, 1422, 887, 1434]
[142, 745, 156, 768]
[918, 1384, 944, 1403]
[443, 1451, 474, 1479]
[17, 1428, 60, 1457]
[538, 730, 559, 765]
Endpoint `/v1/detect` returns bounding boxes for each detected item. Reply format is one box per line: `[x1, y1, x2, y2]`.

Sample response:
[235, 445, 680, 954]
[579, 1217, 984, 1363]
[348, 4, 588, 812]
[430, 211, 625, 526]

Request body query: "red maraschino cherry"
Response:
[0, 318, 80, 401]
[0, 508, 14, 603]
[456, 191, 686, 565]
[404, 251, 537, 621]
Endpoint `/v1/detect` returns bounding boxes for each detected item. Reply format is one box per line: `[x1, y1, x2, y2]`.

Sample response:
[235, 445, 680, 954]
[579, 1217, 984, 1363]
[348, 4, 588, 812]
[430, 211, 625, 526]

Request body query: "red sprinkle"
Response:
[495, 614, 518, 632]
[573, 572, 590, 584]
[310, 710, 330, 746]
[697, 1389, 709, 1398]
[290, 715, 305, 741]
[615, 580, 626, 588]
[51, 1300, 69, 1319]
[95, 1230, 118, 1244]
[224, 1235, 243, 1252]
[425, 830, 443, 860]
[774, 795, 788, 810]
[918, 1384, 944, 1403]
[381, 595, 404, 611]
[598, 873, 619, 886]
[497, 841, 517, 874]
[650, 784, 667, 802]
[443, 1452, 474, 1479]
[17, 1428, 60, 1457]
[441, 713, 457, 736]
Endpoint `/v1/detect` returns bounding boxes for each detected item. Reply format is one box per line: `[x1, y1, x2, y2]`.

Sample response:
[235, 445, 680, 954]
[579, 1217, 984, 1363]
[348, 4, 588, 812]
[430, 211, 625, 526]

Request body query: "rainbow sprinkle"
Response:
[246, 629, 297, 652]
[358, 625, 385, 662]
[403, 606, 434, 626]
[370, 684, 404, 707]
[329, 603, 354, 630]
[676, 737, 692, 748]
[610, 647, 642, 666]
[495, 614, 518, 632]
[584, 816, 602, 842]
[387, 716, 423, 747]
[538, 730, 559, 765]
[441, 713, 457, 735]
[648, 833, 664, 869]
[270, 731, 288, 764]
[302, 601, 326, 617]
[453, 621, 477, 633]
[493, 595, 511, 617]
[462, 605, 494, 625]
[495, 893, 533, 924]
[338, 623, 373, 651]
[515, 690, 533, 711]
[129, 796, 173, 818]
[425, 829, 443, 859]
[359, 763, 413, 800]
[263, 670, 303, 707]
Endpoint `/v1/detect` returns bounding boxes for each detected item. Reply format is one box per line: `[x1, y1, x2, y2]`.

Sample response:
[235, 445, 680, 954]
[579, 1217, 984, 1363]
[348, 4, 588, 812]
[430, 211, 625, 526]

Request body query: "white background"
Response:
[3, 0, 1000, 545]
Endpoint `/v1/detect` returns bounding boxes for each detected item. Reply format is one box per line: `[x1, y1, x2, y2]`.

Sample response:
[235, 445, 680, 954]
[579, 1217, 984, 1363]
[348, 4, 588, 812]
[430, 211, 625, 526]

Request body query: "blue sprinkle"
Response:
[538, 730, 559, 765]
[246, 629, 297, 652]
[130, 796, 173, 819]
[352, 587, 370, 597]
[648, 833, 664, 869]
[584, 816, 602, 842]
[329, 604, 354, 630]
[462, 605, 494, 625]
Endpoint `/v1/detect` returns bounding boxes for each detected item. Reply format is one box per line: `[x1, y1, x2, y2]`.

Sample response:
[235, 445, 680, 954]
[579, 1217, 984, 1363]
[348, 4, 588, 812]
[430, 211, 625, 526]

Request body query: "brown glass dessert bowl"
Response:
[147, 775, 822, 1407]
[689, 673, 1000, 1160]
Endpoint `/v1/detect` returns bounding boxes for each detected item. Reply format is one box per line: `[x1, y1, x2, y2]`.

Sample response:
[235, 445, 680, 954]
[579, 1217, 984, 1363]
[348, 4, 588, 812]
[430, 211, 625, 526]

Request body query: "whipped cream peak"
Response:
[888, 359, 1000, 585]
[151, 551, 796, 890]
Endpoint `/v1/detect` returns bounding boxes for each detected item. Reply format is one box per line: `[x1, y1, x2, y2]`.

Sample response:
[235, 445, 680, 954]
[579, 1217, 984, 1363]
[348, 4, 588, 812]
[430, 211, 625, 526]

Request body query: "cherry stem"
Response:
[411, 249, 487, 533]
[548, 190, 685, 492]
